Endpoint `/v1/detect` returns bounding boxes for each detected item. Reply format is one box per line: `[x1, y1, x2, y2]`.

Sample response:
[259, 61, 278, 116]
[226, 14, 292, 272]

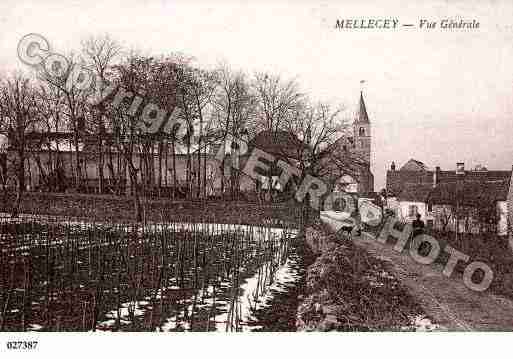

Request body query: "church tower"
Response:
[353, 89, 374, 193]
[353, 90, 371, 165]
[331, 87, 374, 194]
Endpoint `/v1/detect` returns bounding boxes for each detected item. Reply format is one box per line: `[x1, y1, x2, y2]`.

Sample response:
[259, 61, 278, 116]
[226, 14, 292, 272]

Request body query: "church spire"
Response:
[356, 90, 370, 124]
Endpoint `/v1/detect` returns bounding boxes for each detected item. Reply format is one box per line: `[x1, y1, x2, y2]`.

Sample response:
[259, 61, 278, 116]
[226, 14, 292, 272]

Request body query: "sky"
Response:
[0, 0, 512, 189]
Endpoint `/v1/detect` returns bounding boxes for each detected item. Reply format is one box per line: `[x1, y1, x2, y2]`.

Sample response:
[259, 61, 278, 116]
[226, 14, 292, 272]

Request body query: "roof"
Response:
[386, 170, 433, 196]
[386, 163, 512, 197]
[401, 159, 428, 171]
[355, 92, 369, 124]
[359, 191, 379, 200]
[397, 183, 433, 202]
[428, 180, 510, 206]
[248, 130, 306, 159]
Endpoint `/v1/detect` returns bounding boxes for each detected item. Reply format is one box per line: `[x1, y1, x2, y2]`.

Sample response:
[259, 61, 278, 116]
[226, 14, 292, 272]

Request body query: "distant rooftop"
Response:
[387, 159, 512, 197]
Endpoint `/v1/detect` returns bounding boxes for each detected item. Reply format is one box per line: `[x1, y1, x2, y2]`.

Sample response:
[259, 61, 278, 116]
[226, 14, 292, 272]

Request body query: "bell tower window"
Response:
[359, 127, 365, 136]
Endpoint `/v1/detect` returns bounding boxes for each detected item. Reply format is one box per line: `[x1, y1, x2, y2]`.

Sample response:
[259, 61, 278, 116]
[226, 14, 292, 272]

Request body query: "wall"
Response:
[386, 196, 400, 216]
[433, 204, 475, 234]
[497, 201, 508, 236]
[398, 200, 430, 222]
[432, 203, 508, 236]
[20, 149, 258, 195]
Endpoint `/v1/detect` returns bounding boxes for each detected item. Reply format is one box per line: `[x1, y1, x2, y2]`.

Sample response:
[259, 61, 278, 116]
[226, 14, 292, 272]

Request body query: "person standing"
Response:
[412, 213, 425, 238]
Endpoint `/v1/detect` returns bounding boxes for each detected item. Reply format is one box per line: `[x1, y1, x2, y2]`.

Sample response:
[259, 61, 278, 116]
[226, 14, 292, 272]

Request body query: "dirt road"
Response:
[322, 216, 513, 331]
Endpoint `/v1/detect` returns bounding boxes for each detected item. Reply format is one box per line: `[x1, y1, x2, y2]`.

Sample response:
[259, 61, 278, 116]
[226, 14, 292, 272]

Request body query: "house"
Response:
[385, 160, 513, 236]
[246, 129, 304, 191]
[428, 180, 510, 235]
[396, 183, 434, 225]
[244, 130, 306, 197]
[385, 159, 434, 217]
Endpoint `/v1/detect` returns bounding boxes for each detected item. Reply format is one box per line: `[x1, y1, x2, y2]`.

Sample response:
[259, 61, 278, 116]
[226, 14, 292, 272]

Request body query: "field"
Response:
[0, 192, 303, 226]
[431, 230, 513, 299]
[0, 217, 299, 332]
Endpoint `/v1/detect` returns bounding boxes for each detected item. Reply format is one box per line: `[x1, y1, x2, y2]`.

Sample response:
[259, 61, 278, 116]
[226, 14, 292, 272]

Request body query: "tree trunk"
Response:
[186, 136, 191, 200]
[98, 134, 104, 194]
[220, 158, 225, 200]
[197, 135, 201, 199]
[172, 139, 177, 200]
[158, 140, 163, 197]
[12, 153, 25, 218]
[203, 144, 207, 200]
[127, 160, 142, 222]
[164, 140, 168, 189]
[73, 133, 81, 191]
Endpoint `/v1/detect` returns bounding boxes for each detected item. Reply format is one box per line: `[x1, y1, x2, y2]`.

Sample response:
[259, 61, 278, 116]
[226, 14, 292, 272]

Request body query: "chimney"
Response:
[433, 166, 440, 188]
[391, 161, 396, 171]
[456, 162, 465, 175]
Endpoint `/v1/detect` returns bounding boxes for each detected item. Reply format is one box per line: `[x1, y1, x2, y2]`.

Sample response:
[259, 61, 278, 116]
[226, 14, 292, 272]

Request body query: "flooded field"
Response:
[0, 218, 299, 332]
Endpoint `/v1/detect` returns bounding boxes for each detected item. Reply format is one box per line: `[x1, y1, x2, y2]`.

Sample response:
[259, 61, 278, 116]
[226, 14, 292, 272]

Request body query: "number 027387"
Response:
[6, 341, 38, 350]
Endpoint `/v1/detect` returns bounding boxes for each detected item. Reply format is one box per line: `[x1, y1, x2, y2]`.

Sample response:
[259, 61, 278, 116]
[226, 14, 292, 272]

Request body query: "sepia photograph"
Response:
[0, 0, 512, 357]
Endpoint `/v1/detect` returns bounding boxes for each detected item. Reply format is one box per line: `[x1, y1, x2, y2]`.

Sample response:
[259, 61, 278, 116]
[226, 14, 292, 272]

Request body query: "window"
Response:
[408, 205, 418, 217]
[427, 202, 433, 212]
[333, 198, 345, 212]
[359, 127, 365, 136]
[206, 164, 215, 179]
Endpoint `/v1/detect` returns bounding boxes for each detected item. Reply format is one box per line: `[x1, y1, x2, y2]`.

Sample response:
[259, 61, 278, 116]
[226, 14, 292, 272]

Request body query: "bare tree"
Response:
[38, 53, 90, 191]
[0, 134, 8, 204]
[32, 84, 68, 192]
[82, 34, 122, 194]
[279, 101, 361, 216]
[187, 68, 217, 199]
[212, 65, 256, 198]
[109, 52, 153, 221]
[172, 60, 206, 200]
[253, 72, 303, 133]
[0, 74, 40, 217]
[146, 55, 181, 198]
[110, 52, 182, 219]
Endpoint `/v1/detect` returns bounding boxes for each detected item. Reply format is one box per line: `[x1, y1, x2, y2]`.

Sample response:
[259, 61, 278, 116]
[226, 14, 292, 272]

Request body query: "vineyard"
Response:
[0, 216, 299, 332]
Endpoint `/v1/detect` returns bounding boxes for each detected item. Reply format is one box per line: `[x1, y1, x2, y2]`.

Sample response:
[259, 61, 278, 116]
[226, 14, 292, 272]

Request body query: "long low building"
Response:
[1, 91, 376, 202]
